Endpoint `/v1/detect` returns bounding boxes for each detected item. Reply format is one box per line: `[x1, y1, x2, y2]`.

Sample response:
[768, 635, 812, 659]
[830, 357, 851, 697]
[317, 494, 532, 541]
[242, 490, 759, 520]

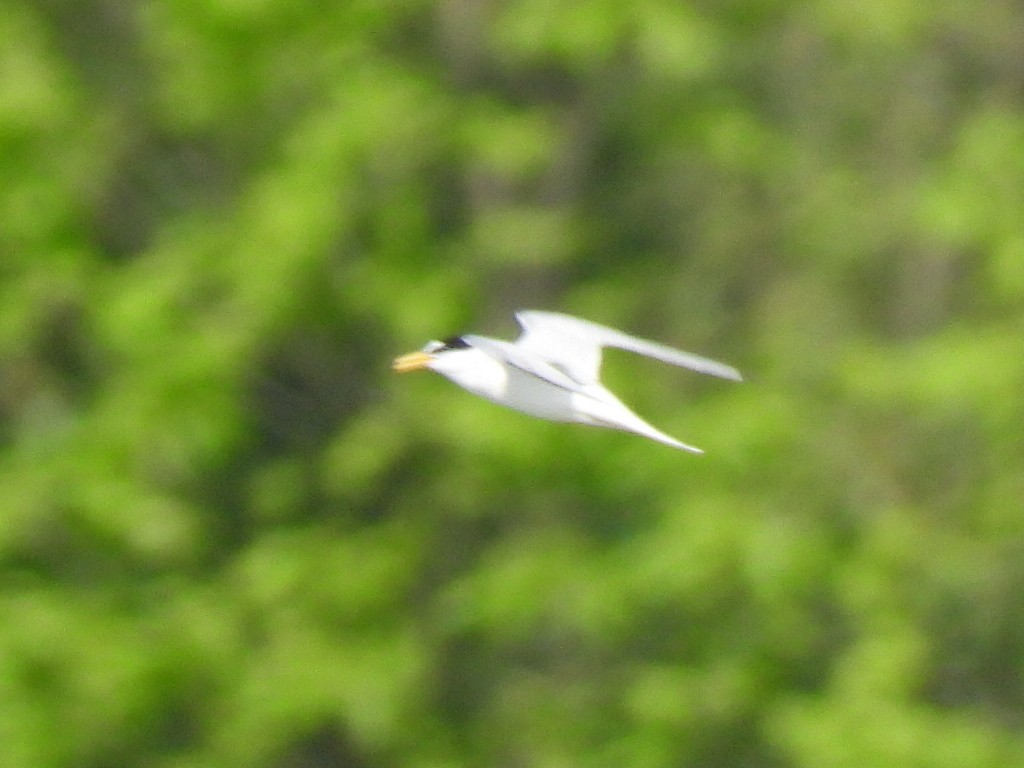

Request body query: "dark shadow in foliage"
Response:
[273, 724, 375, 768]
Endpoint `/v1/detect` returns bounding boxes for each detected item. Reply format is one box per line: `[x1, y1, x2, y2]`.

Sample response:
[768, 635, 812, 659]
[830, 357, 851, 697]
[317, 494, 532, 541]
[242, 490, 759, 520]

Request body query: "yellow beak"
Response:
[392, 350, 433, 373]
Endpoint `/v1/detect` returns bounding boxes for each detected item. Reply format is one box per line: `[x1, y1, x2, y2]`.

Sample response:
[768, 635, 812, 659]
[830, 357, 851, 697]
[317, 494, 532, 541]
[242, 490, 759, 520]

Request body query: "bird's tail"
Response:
[578, 386, 704, 454]
[613, 415, 705, 454]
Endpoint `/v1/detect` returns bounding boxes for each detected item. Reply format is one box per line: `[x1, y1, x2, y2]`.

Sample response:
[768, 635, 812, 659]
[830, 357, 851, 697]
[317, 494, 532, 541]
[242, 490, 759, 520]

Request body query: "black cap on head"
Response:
[440, 336, 470, 350]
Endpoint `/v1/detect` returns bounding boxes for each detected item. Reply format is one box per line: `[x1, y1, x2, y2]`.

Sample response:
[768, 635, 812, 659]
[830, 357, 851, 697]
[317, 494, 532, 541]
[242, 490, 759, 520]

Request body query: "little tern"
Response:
[393, 310, 741, 453]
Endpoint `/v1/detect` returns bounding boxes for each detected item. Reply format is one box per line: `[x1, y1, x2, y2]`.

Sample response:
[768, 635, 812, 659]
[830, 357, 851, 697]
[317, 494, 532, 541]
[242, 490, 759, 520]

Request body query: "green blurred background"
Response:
[3, 1, 1024, 766]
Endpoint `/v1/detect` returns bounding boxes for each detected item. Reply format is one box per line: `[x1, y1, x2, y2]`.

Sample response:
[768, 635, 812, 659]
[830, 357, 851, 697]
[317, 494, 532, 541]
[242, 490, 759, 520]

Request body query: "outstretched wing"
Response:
[513, 311, 605, 384]
[461, 334, 583, 392]
[514, 310, 743, 384]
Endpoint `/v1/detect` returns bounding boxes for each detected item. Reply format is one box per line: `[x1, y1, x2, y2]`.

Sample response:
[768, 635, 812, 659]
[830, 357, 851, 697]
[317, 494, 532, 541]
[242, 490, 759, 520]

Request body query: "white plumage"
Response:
[393, 310, 741, 454]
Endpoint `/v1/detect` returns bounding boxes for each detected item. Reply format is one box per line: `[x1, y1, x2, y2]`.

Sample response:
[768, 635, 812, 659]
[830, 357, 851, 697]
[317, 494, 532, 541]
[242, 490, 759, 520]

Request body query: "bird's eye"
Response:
[440, 335, 470, 350]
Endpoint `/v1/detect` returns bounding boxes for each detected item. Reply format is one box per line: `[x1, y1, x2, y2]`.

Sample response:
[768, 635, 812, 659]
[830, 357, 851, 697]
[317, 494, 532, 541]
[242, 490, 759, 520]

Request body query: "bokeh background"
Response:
[3, 1, 1024, 766]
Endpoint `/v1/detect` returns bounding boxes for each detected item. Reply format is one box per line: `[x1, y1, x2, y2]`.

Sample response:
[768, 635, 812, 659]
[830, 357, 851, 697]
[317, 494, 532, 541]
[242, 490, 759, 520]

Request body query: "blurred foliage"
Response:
[2, 0, 1024, 766]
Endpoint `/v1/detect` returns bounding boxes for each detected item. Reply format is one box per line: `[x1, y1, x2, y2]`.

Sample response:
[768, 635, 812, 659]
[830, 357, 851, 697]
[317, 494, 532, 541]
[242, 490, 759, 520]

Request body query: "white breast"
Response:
[429, 348, 579, 422]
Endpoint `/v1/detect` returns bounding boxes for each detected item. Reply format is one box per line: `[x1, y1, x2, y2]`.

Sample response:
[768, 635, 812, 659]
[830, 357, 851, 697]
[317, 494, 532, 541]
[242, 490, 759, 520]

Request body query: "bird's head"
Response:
[392, 336, 473, 374]
[393, 336, 506, 397]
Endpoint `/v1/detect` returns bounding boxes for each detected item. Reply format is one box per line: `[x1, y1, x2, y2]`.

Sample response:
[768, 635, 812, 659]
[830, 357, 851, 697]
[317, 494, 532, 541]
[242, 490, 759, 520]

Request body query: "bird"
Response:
[393, 310, 742, 453]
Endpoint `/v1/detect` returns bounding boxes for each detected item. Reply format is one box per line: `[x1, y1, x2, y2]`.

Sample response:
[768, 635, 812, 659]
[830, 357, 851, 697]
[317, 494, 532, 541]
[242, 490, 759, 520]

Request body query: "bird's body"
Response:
[393, 310, 741, 453]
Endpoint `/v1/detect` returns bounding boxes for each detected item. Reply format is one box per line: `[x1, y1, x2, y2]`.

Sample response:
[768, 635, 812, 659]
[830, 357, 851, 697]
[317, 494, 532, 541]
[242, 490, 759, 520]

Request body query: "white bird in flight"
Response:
[393, 310, 742, 453]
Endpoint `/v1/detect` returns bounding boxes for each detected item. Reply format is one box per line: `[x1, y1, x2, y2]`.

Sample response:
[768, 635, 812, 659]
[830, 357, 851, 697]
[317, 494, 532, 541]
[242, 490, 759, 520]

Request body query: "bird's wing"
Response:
[461, 334, 583, 392]
[515, 310, 743, 383]
[513, 311, 604, 384]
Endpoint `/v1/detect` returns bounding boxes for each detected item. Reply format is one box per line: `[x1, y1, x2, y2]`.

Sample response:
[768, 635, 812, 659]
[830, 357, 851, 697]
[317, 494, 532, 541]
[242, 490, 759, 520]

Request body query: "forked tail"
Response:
[577, 386, 705, 454]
